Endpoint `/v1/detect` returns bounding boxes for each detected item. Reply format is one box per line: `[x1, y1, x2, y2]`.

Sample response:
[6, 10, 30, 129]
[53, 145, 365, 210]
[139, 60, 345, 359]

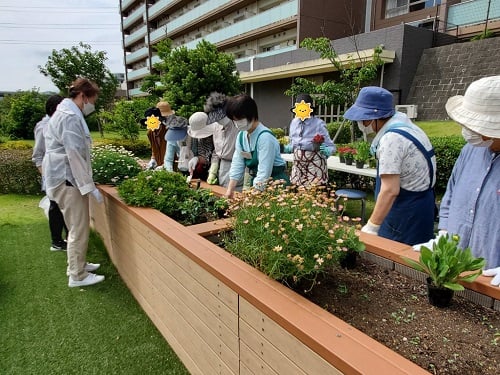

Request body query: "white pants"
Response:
[50, 182, 90, 280]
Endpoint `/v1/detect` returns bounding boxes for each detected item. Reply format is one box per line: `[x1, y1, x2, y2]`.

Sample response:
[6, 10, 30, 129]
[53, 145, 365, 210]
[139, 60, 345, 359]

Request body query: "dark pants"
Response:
[49, 200, 67, 245]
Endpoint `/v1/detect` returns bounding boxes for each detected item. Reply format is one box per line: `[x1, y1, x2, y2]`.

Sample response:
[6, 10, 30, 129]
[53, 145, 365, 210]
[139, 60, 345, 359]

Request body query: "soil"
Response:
[296, 256, 500, 375]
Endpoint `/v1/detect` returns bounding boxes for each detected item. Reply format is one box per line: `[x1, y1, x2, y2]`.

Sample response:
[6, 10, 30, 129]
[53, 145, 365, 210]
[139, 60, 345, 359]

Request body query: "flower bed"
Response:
[90, 185, 500, 374]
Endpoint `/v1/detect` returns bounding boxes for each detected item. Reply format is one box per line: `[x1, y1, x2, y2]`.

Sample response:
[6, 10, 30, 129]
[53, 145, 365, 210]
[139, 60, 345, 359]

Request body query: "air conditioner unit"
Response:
[395, 104, 418, 119]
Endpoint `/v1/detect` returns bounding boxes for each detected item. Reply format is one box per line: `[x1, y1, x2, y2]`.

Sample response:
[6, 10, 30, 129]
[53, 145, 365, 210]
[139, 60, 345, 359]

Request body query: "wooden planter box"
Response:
[90, 185, 498, 374]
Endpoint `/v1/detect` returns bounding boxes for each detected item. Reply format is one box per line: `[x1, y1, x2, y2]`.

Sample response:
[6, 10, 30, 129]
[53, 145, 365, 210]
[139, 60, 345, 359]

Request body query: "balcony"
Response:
[125, 47, 149, 65]
[127, 66, 150, 81]
[128, 87, 148, 97]
[122, 4, 145, 30]
[184, 0, 298, 49]
[147, 0, 177, 20]
[124, 25, 147, 47]
[121, 0, 138, 13]
[447, 0, 500, 28]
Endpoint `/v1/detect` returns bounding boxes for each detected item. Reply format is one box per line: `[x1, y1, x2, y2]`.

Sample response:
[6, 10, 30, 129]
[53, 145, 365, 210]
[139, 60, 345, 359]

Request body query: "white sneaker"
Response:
[68, 273, 105, 288]
[66, 262, 101, 276]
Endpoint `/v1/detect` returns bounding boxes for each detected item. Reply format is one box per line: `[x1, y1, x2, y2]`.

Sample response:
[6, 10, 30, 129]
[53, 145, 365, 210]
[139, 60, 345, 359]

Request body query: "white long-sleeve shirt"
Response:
[43, 98, 96, 197]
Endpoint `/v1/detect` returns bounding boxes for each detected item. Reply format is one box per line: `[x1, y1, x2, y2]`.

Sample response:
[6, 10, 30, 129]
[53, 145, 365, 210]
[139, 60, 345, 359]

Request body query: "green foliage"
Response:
[353, 141, 371, 161]
[429, 135, 466, 194]
[147, 39, 242, 118]
[0, 140, 33, 150]
[270, 128, 285, 139]
[91, 144, 142, 185]
[94, 138, 151, 158]
[98, 98, 154, 140]
[225, 183, 365, 289]
[285, 37, 384, 107]
[0, 149, 41, 194]
[0, 90, 47, 139]
[117, 170, 228, 225]
[471, 29, 494, 40]
[39, 42, 118, 110]
[326, 121, 354, 144]
[403, 234, 485, 291]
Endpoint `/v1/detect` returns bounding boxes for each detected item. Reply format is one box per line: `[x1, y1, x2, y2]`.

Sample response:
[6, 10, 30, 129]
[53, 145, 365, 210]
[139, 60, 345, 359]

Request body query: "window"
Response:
[385, 0, 441, 19]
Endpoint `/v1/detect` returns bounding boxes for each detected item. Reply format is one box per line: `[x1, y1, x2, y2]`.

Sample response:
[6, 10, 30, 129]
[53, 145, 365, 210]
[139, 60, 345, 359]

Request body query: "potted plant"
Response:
[353, 141, 371, 169]
[341, 145, 356, 165]
[311, 133, 325, 152]
[403, 234, 485, 307]
[336, 145, 349, 163]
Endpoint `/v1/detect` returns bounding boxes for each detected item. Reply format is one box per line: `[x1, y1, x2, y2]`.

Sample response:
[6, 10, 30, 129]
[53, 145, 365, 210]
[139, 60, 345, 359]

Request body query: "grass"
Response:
[0, 194, 189, 375]
[414, 120, 461, 137]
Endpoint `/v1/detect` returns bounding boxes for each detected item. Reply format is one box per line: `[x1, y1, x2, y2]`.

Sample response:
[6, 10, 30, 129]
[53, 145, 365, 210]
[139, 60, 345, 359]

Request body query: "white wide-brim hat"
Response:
[445, 75, 500, 138]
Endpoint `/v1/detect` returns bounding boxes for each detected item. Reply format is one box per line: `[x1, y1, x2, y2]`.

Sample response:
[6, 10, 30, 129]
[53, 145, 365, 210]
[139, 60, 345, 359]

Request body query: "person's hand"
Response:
[283, 144, 293, 154]
[319, 144, 331, 157]
[91, 189, 103, 204]
[361, 220, 380, 235]
[412, 230, 448, 251]
[207, 162, 219, 185]
[146, 158, 157, 170]
[188, 157, 199, 173]
[482, 267, 500, 286]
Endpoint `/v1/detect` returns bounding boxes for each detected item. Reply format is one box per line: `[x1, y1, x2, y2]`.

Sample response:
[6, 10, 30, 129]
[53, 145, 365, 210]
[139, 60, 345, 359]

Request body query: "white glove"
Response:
[91, 189, 103, 204]
[146, 158, 157, 170]
[188, 156, 199, 173]
[482, 267, 500, 287]
[412, 230, 447, 251]
[361, 219, 380, 235]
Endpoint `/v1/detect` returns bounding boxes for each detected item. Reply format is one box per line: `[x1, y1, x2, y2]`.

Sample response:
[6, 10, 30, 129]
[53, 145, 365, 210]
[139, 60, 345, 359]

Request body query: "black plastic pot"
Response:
[426, 277, 454, 307]
[340, 250, 357, 269]
[355, 160, 365, 169]
[345, 157, 354, 166]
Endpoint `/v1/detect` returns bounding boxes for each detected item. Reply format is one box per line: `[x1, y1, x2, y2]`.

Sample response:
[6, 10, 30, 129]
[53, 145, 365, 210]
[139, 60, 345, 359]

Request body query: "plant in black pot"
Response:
[353, 141, 371, 169]
[403, 234, 485, 307]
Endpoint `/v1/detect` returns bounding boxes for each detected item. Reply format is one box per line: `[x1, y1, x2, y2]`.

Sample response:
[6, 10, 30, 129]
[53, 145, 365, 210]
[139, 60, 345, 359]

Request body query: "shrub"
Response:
[326, 121, 361, 144]
[225, 182, 365, 290]
[429, 135, 465, 194]
[0, 149, 41, 194]
[93, 138, 151, 158]
[91, 144, 142, 185]
[0, 140, 33, 150]
[117, 170, 228, 225]
[270, 128, 285, 139]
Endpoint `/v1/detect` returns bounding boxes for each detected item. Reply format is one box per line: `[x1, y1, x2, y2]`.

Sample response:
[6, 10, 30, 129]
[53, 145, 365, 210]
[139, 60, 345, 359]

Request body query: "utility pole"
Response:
[484, 0, 491, 35]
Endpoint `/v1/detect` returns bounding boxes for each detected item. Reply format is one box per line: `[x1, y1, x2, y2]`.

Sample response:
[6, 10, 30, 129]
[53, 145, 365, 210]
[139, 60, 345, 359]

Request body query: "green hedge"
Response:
[429, 135, 466, 194]
[0, 149, 41, 194]
[93, 138, 151, 158]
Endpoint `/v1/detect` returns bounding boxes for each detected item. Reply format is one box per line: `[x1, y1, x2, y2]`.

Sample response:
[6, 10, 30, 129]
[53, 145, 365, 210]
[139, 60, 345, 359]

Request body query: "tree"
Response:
[285, 37, 384, 108]
[0, 90, 47, 139]
[143, 39, 242, 118]
[39, 42, 118, 110]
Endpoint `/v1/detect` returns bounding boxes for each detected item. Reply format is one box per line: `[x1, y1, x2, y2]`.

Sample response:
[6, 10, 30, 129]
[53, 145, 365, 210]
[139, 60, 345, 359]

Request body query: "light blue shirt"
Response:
[229, 123, 285, 187]
[439, 144, 500, 268]
[288, 116, 335, 155]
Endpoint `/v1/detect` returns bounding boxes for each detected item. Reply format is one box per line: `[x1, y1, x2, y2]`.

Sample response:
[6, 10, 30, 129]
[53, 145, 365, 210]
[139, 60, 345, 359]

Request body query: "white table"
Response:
[281, 154, 377, 178]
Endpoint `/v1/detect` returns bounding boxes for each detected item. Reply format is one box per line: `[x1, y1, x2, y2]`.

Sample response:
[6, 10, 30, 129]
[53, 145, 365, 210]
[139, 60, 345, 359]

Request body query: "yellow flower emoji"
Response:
[146, 115, 161, 130]
[292, 100, 313, 121]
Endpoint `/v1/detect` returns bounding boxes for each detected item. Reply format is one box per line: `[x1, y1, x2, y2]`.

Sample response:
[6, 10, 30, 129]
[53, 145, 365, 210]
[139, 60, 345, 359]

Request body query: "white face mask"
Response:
[462, 127, 493, 148]
[82, 101, 95, 116]
[233, 118, 251, 131]
[357, 120, 375, 136]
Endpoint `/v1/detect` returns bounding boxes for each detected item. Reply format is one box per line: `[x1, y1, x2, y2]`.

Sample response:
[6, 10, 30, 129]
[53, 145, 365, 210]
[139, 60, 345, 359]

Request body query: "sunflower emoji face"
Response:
[145, 115, 161, 130]
[292, 100, 313, 121]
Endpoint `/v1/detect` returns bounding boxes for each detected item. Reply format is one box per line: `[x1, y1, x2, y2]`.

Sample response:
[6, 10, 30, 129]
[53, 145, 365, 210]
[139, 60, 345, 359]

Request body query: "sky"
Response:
[0, 0, 124, 92]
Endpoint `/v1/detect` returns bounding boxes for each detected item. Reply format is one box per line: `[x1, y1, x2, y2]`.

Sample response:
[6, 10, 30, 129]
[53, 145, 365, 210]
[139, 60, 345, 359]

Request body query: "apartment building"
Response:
[120, 0, 366, 98]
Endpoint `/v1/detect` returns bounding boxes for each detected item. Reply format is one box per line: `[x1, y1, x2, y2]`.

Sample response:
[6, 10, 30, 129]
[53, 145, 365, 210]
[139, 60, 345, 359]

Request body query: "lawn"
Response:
[0, 194, 189, 375]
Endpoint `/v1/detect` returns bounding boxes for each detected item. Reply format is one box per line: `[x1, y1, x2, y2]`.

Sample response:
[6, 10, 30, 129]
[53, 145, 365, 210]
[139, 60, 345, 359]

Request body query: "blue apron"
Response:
[375, 129, 435, 246]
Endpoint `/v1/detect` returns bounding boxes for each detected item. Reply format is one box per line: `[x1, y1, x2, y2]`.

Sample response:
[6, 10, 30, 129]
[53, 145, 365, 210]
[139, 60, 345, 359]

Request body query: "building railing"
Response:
[447, 0, 500, 29]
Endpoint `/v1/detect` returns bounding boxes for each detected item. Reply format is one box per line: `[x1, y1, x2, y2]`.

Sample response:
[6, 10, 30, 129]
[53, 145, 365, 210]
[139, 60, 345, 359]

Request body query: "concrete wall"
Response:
[406, 36, 500, 120]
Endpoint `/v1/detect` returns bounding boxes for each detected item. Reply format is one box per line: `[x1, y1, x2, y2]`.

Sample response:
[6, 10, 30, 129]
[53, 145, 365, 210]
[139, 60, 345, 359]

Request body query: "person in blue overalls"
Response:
[343, 87, 437, 246]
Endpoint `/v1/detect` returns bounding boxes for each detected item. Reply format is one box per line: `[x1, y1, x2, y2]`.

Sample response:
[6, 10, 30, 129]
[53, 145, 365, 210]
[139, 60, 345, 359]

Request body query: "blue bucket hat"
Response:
[343, 87, 395, 121]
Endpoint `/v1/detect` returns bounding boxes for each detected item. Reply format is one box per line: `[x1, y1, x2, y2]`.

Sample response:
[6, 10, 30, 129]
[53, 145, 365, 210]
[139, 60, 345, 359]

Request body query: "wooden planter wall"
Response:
[90, 186, 498, 375]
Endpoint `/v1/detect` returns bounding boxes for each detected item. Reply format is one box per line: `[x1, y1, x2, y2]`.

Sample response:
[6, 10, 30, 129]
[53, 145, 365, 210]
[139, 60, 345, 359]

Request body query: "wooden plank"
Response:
[239, 300, 340, 375]
[187, 218, 233, 236]
[112, 239, 237, 375]
[108, 201, 239, 317]
[239, 341, 279, 375]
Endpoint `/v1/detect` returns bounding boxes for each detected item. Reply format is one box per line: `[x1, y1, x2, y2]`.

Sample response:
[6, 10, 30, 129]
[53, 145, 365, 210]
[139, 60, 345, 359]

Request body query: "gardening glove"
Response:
[361, 219, 380, 235]
[412, 230, 448, 251]
[283, 144, 293, 154]
[482, 267, 500, 287]
[188, 156, 199, 173]
[90, 189, 103, 204]
[207, 162, 219, 185]
[146, 158, 157, 170]
[319, 144, 332, 157]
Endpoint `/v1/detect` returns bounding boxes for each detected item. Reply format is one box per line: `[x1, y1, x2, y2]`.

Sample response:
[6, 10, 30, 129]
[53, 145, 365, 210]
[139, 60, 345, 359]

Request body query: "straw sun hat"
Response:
[445, 76, 500, 138]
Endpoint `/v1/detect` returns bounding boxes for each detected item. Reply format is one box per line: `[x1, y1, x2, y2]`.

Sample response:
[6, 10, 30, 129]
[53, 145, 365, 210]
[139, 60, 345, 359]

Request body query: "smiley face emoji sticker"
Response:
[145, 115, 161, 130]
[292, 100, 313, 121]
